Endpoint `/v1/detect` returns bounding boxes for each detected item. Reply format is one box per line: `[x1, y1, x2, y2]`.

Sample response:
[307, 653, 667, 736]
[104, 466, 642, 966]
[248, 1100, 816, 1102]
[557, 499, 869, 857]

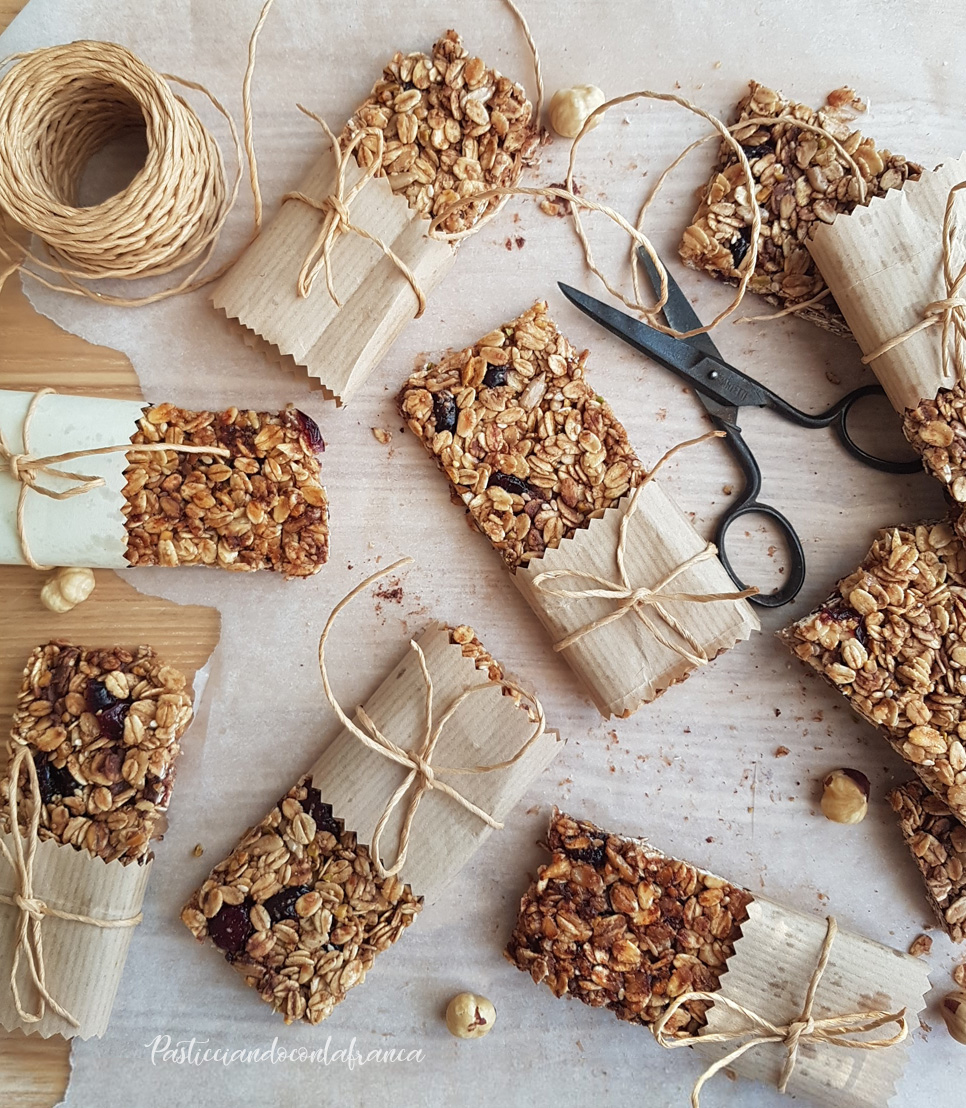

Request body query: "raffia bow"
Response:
[0, 747, 143, 1027]
[283, 109, 427, 315]
[0, 388, 230, 571]
[861, 178, 966, 371]
[653, 916, 908, 1108]
[317, 557, 547, 878]
[531, 431, 756, 662]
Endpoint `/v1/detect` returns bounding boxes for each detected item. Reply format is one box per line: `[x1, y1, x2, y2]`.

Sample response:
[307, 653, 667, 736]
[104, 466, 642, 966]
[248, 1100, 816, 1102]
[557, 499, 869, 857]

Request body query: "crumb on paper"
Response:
[656, 408, 667, 422]
[374, 578, 403, 604]
[953, 963, 966, 988]
[538, 180, 581, 218]
[722, 484, 733, 495]
[192, 843, 204, 858]
[909, 934, 933, 958]
[826, 371, 842, 385]
[775, 746, 790, 758]
[371, 427, 392, 445]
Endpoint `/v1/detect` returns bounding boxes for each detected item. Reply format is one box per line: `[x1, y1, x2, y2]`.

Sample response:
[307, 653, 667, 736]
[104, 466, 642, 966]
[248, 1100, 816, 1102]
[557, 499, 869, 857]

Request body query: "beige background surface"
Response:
[0, 0, 965, 1105]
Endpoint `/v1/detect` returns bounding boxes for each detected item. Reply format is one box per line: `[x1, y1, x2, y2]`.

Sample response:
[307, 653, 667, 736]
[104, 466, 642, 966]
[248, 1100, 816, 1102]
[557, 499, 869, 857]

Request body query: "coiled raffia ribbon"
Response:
[317, 557, 547, 879]
[0, 387, 229, 571]
[0, 747, 144, 1027]
[653, 916, 908, 1108]
[531, 431, 756, 662]
[860, 178, 966, 371]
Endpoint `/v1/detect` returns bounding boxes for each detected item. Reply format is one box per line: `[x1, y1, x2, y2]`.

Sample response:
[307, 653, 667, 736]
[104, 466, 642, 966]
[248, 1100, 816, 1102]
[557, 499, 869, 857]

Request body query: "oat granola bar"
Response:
[505, 810, 752, 1034]
[122, 404, 328, 576]
[398, 301, 645, 571]
[680, 82, 921, 336]
[903, 383, 966, 538]
[0, 642, 192, 865]
[340, 29, 541, 235]
[780, 522, 966, 820]
[889, 779, 966, 942]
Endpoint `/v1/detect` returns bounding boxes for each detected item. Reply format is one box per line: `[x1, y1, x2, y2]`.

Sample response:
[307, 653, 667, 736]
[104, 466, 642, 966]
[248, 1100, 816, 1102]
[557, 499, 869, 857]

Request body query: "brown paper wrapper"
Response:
[309, 623, 561, 896]
[512, 484, 760, 718]
[0, 833, 152, 1039]
[696, 898, 930, 1108]
[211, 149, 456, 405]
[808, 153, 966, 413]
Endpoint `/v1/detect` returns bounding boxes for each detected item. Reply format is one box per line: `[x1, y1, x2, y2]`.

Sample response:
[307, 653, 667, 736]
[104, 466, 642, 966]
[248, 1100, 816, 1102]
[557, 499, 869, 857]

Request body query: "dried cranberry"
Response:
[488, 472, 531, 497]
[740, 142, 773, 161]
[432, 391, 457, 434]
[35, 755, 80, 804]
[729, 225, 752, 269]
[303, 785, 341, 836]
[264, 885, 313, 924]
[482, 364, 508, 389]
[98, 701, 130, 742]
[208, 903, 254, 954]
[85, 680, 116, 714]
[294, 410, 325, 455]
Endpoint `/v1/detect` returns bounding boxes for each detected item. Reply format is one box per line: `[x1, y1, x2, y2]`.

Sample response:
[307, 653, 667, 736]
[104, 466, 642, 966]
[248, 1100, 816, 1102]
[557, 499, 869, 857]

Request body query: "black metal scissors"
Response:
[559, 251, 920, 608]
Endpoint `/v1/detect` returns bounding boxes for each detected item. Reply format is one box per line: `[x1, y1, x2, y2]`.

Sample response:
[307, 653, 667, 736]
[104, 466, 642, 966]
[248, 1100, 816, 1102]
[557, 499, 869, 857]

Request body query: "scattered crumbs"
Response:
[724, 1068, 737, 1082]
[775, 746, 790, 758]
[674, 81, 681, 90]
[722, 484, 733, 495]
[558, 777, 572, 787]
[705, 836, 714, 843]
[607, 730, 619, 746]
[512, 212, 520, 223]
[774, 708, 782, 717]
[919, 1017, 932, 1034]
[608, 765, 616, 774]
[515, 235, 525, 249]
[191, 843, 204, 858]
[374, 578, 403, 604]
[713, 61, 722, 70]
[347, 563, 353, 570]
[812, 712, 824, 723]
[656, 407, 667, 422]
[825, 370, 842, 385]
[371, 427, 392, 445]
[526, 805, 540, 816]
[908, 934, 933, 958]
[817, 891, 828, 902]
[767, 544, 777, 558]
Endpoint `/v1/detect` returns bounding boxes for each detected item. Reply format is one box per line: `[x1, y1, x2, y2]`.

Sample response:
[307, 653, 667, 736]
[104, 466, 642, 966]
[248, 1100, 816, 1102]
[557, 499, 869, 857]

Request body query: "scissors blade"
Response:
[557, 282, 767, 415]
[636, 246, 723, 361]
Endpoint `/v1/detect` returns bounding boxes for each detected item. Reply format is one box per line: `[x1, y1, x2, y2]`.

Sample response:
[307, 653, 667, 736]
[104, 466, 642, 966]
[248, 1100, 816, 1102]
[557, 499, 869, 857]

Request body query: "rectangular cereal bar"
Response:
[0, 641, 193, 865]
[398, 300, 646, 570]
[505, 810, 752, 1034]
[889, 779, 966, 942]
[680, 81, 921, 336]
[122, 403, 328, 575]
[780, 521, 966, 821]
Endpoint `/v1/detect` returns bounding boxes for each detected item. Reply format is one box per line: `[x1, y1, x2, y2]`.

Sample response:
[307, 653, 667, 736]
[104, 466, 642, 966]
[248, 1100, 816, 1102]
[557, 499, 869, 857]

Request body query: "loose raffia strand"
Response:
[0, 747, 143, 1027]
[0, 388, 230, 570]
[860, 178, 966, 370]
[652, 916, 908, 1107]
[317, 558, 547, 879]
[531, 431, 756, 660]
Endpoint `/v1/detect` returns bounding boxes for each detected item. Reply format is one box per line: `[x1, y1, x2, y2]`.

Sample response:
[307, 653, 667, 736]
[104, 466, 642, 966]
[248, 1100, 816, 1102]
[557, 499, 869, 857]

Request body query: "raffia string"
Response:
[317, 557, 547, 879]
[860, 178, 966, 370]
[531, 432, 757, 661]
[653, 916, 908, 1108]
[0, 388, 230, 571]
[0, 747, 144, 1028]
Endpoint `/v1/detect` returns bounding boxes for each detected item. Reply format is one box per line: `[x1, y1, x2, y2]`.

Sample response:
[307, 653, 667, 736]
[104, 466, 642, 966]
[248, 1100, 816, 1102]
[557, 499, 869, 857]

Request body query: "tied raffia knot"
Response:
[0, 747, 143, 1028]
[531, 432, 756, 662]
[653, 916, 908, 1108]
[862, 178, 966, 371]
[283, 109, 426, 315]
[317, 557, 547, 879]
[0, 388, 230, 571]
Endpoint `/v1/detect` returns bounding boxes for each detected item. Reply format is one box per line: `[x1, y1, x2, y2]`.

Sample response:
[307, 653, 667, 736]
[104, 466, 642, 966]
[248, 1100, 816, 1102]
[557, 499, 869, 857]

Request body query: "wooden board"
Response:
[0, 6, 221, 1101]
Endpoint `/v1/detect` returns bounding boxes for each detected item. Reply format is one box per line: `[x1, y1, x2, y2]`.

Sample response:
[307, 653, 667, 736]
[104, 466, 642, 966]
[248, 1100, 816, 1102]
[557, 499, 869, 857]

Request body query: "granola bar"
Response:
[903, 383, 966, 537]
[889, 779, 966, 942]
[505, 810, 752, 1034]
[780, 522, 966, 820]
[341, 29, 541, 235]
[680, 81, 921, 336]
[0, 642, 192, 865]
[398, 300, 645, 571]
[122, 404, 328, 576]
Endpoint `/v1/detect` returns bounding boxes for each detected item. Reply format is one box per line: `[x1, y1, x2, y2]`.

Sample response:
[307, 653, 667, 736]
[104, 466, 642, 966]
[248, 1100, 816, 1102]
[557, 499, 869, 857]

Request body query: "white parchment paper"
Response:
[1, 1, 965, 1106]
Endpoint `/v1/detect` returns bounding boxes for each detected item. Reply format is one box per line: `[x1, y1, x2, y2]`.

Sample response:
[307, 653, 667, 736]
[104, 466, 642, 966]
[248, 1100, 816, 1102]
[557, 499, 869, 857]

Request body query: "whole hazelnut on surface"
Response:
[940, 992, 966, 1045]
[549, 85, 606, 139]
[445, 992, 496, 1039]
[820, 768, 870, 824]
[40, 566, 95, 613]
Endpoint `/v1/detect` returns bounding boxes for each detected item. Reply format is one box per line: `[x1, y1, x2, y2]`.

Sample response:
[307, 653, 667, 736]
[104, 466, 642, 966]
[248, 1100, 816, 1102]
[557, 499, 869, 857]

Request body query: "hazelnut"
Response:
[445, 992, 496, 1039]
[820, 768, 870, 824]
[940, 992, 966, 1045]
[549, 85, 606, 140]
[40, 566, 95, 613]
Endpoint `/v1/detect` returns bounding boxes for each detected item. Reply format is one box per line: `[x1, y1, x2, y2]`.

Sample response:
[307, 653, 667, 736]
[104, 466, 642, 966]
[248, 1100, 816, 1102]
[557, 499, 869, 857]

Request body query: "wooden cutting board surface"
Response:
[0, 5, 222, 1100]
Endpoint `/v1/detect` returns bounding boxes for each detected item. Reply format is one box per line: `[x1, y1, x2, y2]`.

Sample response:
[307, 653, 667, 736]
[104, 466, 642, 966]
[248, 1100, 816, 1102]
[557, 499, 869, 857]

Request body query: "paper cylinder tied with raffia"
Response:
[211, 29, 542, 405]
[0, 641, 195, 1039]
[0, 388, 329, 575]
[507, 811, 931, 1108]
[808, 153, 966, 519]
[181, 561, 562, 1026]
